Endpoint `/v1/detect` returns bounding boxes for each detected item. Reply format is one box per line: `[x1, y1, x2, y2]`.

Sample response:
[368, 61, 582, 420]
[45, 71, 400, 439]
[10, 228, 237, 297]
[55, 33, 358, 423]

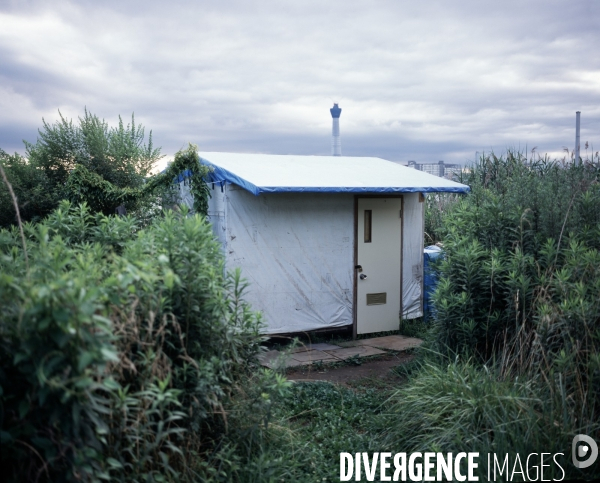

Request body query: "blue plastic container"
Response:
[423, 245, 444, 320]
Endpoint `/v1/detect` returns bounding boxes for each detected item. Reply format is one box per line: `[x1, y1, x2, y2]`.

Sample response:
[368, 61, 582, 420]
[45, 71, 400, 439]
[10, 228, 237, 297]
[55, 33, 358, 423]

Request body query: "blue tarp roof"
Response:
[184, 152, 470, 196]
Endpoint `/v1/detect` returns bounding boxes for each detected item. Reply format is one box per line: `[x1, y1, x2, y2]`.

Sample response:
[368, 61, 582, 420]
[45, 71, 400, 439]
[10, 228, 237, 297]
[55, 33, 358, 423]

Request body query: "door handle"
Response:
[360, 274, 368, 280]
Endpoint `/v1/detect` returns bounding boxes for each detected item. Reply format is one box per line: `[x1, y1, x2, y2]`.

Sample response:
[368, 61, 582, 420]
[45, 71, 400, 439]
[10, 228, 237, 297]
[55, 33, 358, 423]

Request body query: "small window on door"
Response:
[364, 210, 372, 243]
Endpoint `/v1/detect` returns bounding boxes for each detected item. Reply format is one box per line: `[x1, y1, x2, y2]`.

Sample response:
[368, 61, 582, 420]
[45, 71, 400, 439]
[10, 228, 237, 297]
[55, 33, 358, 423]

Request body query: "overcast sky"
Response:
[1, 0, 599, 168]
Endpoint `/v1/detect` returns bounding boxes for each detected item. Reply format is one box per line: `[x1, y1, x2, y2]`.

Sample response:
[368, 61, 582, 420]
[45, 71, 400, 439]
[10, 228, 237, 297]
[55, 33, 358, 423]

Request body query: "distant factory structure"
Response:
[330, 103, 342, 156]
[327, 104, 463, 180]
[407, 160, 463, 180]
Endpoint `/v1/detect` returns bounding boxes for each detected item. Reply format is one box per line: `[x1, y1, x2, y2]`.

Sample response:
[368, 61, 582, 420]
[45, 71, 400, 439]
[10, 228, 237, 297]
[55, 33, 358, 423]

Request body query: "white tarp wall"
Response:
[186, 183, 424, 333]
[401, 193, 424, 319]
[216, 186, 354, 334]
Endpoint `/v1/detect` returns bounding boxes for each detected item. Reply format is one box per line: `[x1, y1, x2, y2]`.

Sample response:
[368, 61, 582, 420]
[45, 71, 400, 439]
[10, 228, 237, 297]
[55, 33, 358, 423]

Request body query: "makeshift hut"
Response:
[178, 153, 469, 335]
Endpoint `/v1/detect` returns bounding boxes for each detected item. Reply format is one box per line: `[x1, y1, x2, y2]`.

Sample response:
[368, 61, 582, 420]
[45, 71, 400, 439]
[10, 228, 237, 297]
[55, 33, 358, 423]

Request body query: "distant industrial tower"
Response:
[330, 103, 342, 156]
[575, 111, 581, 163]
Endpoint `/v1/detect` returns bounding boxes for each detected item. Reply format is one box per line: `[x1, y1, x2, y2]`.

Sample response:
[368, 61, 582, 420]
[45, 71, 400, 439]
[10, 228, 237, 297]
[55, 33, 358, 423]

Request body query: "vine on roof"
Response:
[66, 143, 212, 216]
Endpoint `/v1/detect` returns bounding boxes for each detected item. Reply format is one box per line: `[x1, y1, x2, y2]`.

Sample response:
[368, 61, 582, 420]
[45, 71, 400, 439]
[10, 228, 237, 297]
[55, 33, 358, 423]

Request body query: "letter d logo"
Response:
[572, 434, 598, 469]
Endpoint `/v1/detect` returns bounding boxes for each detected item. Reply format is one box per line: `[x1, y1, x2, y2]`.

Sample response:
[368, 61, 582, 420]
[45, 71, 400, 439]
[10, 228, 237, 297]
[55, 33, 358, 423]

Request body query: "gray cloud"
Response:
[1, 0, 598, 167]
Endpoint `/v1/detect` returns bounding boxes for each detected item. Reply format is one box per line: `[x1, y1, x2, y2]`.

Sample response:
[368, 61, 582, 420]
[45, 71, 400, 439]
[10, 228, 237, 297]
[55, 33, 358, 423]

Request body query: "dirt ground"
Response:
[285, 352, 413, 387]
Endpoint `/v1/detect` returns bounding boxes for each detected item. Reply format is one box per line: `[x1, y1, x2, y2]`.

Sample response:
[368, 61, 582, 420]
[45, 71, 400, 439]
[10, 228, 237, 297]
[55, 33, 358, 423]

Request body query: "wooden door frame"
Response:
[353, 194, 404, 339]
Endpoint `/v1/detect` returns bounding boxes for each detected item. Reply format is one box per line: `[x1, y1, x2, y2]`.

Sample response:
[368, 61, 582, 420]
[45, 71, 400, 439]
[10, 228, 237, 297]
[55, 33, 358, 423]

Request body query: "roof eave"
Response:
[199, 157, 471, 196]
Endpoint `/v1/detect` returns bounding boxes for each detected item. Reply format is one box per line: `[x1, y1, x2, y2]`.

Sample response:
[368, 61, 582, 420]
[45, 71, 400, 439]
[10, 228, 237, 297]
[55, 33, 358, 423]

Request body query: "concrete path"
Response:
[258, 334, 422, 369]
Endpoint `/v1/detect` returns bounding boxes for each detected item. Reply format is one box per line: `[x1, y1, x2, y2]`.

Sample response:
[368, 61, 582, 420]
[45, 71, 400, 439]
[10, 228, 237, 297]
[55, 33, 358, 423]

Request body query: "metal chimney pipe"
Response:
[330, 103, 342, 156]
[575, 111, 581, 163]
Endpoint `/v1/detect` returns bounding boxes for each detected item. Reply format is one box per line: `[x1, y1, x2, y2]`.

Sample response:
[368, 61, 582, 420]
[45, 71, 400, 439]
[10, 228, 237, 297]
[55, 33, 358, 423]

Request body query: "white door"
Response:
[356, 197, 402, 335]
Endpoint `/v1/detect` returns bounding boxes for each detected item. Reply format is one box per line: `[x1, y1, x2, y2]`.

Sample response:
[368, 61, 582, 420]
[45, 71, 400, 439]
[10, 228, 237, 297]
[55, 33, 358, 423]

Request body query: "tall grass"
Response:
[384, 357, 581, 480]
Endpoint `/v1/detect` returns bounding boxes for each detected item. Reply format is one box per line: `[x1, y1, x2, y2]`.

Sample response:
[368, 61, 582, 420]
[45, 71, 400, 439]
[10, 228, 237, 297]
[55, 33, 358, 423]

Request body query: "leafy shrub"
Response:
[25, 110, 159, 195]
[430, 151, 600, 252]
[65, 143, 212, 220]
[0, 149, 58, 226]
[0, 110, 162, 222]
[384, 152, 600, 481]
[0, 202, 282, 482]
[427, 153, 600, 377]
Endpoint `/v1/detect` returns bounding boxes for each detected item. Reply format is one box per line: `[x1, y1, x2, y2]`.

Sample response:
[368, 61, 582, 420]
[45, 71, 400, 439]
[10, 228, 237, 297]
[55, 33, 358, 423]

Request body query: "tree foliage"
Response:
[1, 109, 161, 223]
[426, 151, 600, 250]
[63, 143, 211, 217]
[0, 149, 57, 226]
[1, 112, 212, 225]
[24, 109, 159, 190]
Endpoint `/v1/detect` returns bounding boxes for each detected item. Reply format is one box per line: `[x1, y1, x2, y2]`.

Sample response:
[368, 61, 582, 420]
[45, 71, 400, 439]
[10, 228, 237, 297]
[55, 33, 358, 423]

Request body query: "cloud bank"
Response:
[1, 0, 599, 167]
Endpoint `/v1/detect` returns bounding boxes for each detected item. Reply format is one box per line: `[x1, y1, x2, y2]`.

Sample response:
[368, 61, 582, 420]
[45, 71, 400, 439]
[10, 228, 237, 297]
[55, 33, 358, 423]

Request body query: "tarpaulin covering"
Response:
[402, 193, 425, 319]
[213, 188, 354, 333]
[199, 186, 425, 334]
[199, 152, 470, 195]
[176, 152, 468, 334]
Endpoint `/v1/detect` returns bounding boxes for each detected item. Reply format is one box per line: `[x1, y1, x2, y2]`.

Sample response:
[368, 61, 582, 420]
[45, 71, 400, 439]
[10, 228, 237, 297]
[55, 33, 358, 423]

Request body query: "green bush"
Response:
[433, 151, 600, 252]
[0, 110, 162, 223]
[0, 202, 283, 482]
[24, 110, 159, 198]
[385, 152, 600, 481]
[0, 149, 58, 226]
[426, 153, 600, 376]
[2, 116, 211, 228]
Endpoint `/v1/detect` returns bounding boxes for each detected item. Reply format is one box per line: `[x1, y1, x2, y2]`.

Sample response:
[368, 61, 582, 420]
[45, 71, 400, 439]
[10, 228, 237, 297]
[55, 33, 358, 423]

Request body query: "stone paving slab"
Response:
[353, 335, 422, 351]
[290, 349, 340, 363]
[289, 346, 310, 354]
[258, 335, 422, 368]
[309, 342, 343, 351]
[323, 345, 386, 360]
[290, 342, 342, 353]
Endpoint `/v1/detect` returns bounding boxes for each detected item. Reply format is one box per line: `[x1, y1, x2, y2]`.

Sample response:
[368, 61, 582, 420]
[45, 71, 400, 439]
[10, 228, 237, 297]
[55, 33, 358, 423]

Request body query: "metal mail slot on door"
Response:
[366, 293, 387, 305]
